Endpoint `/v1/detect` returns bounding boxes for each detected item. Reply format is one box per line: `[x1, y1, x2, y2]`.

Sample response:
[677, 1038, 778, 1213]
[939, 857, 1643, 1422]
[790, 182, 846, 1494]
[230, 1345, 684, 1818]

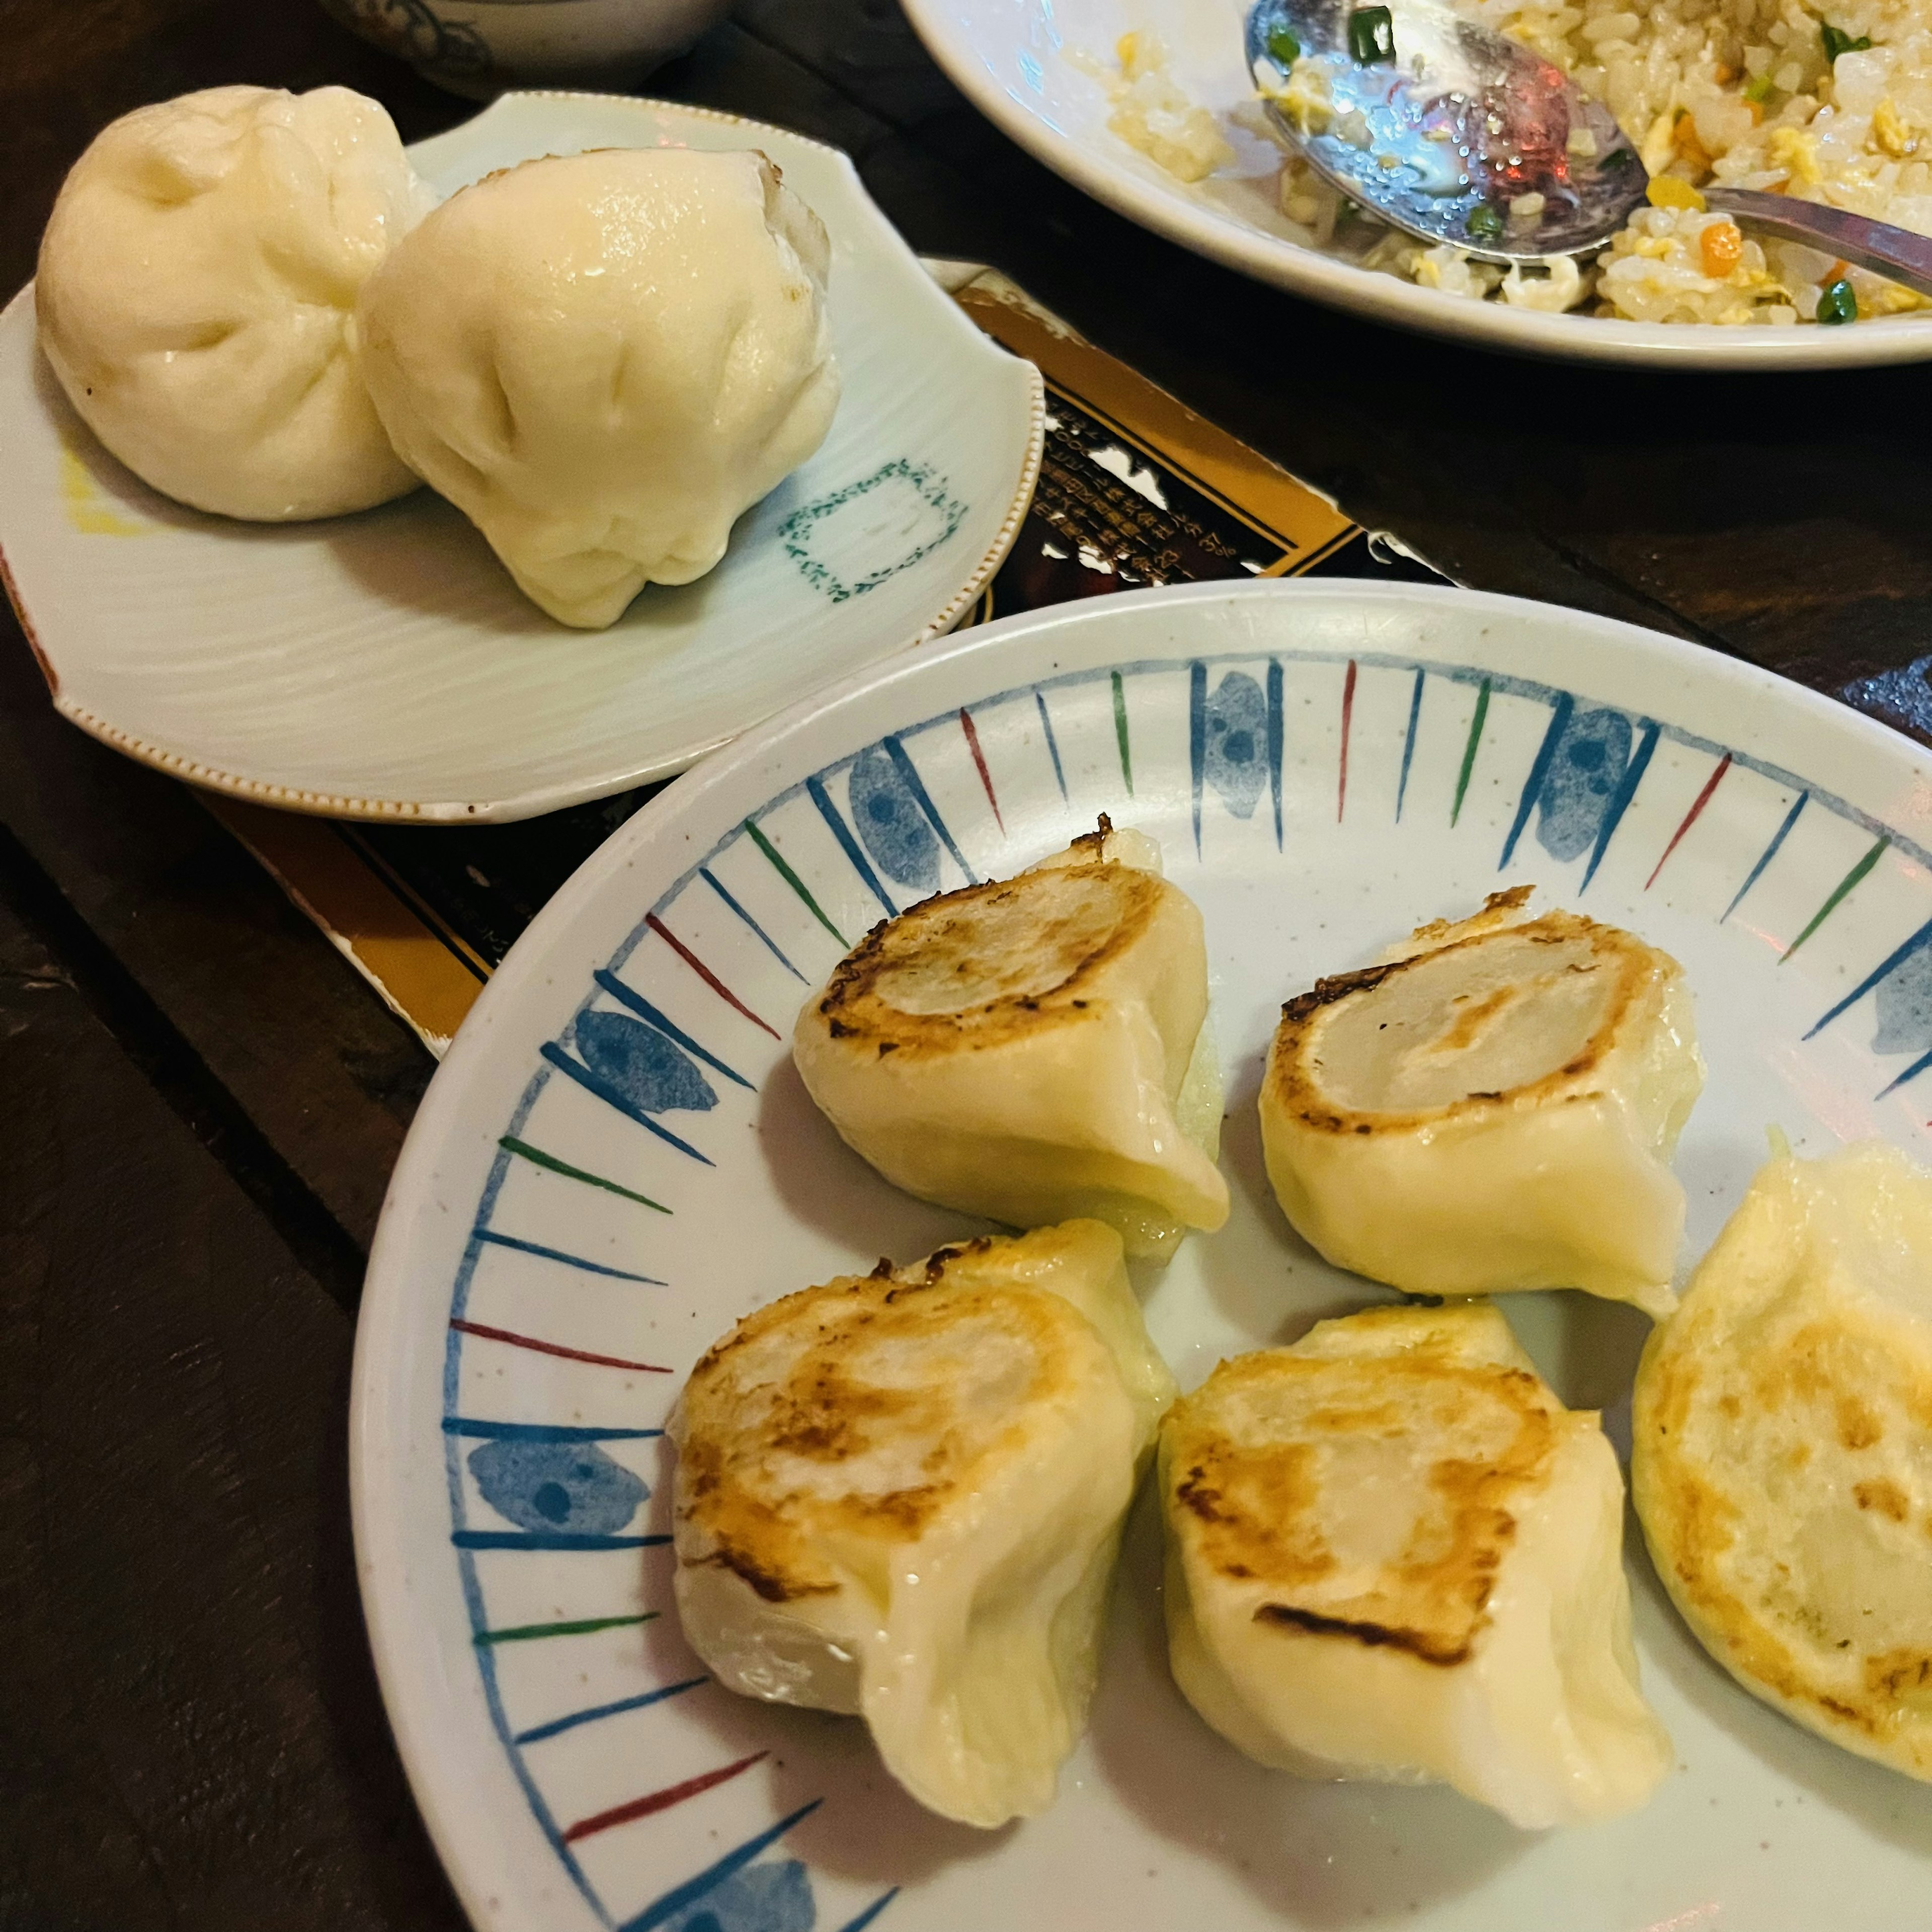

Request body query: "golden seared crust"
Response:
[1634, 1244, 1932, 1776]
[1165, 1345, 1559, 1667]
[807, 860, 1168, 1058]
[676, 1263, 1097, 1605]
[1265, 909, 1674, 1136]
[1391, 885, 1536, 958]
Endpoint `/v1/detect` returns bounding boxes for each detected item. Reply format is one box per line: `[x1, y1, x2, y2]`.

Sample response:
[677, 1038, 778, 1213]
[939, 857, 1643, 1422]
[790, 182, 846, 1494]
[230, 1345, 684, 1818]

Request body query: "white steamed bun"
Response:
[36, 85, 432, 521]
[356, 147, 842, 629]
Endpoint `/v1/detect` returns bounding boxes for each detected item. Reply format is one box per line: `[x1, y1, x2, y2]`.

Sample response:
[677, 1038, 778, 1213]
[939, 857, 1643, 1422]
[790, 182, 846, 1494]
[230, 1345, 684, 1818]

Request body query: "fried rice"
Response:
[1087, 6, 1932, 325]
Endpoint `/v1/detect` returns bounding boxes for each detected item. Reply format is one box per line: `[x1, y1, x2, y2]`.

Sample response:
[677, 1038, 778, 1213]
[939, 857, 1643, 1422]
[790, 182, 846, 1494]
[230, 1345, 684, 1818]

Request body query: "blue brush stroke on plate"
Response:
[592, 971, 753, 1091]
[1266, 660, 1285, 848]
[885, 737, 976, 881]
[848, 746, 940, 893]
[1536, 706, 1634, 862]
[1396, 667, 1424, 822]
[1725, 791, 1808, 923]
[659, 1860, 815, 1932]
[443, 1417, 664, 1442]
[1034, 690, 1068, 798]
[702, 867, 808, 984]
[621, 1802, 823, 1932]
[468, 1438, 647, 1538]
[1204, 671, 1267, 821]
[474, 1230, 663, 1284]
[807, 776, 898, 918]
[514, 1677, 708, 1747]
[1579, 719, 1659, 892]
[1876, 943, 1932, 1057]
[575, 1010, 717, 1115]
[1807, 910, 1932, 1039]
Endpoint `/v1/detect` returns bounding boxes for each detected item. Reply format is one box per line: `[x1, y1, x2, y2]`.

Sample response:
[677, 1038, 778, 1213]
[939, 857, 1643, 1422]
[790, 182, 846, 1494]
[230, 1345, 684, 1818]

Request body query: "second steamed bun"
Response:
[358, 147, 841, 628]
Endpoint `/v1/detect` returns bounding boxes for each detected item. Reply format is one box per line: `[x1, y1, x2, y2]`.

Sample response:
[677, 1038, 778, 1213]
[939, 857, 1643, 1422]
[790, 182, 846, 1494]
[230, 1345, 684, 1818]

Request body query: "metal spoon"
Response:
[1246, 0, 1932, 295]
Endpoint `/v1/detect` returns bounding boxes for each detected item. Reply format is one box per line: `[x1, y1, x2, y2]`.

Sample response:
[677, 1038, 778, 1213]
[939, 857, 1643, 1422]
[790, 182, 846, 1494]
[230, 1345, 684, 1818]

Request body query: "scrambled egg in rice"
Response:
[1090, 4, 1932, 325]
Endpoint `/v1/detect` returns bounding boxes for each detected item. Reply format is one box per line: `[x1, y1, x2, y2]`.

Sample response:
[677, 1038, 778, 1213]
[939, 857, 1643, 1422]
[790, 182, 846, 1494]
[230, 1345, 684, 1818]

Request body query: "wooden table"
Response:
[4, 3, 1930, 1923]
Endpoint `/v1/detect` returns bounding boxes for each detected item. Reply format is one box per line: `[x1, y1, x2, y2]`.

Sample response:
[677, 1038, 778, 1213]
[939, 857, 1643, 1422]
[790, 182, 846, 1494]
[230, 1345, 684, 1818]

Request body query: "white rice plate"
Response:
[1084, 0, 1932, 326]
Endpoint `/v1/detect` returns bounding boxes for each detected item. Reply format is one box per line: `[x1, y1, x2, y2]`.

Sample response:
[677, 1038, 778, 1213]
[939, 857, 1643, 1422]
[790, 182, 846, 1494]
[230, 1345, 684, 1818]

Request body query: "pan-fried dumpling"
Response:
[36, 85, 431, 520]
[1634, 1140, 1932, 1782]
[1258, 890, 1704, 1316]
[793, 818, 1229, 1260]
[669, 1220, 1177, 1826]
[356, 147, 840, 628]
[1160, 1302, 1671, 1827]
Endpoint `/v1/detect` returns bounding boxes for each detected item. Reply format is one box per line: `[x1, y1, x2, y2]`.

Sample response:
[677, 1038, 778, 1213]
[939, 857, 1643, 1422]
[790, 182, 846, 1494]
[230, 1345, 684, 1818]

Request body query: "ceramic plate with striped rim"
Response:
[0, 93, 1042, 822]
[353, 580, 1932, 1932]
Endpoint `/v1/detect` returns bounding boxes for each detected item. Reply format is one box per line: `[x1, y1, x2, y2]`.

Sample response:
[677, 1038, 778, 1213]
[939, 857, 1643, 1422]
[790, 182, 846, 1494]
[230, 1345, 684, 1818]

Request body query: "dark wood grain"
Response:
[0, 893, 465, 1932]
[0, 627, 432, 1253]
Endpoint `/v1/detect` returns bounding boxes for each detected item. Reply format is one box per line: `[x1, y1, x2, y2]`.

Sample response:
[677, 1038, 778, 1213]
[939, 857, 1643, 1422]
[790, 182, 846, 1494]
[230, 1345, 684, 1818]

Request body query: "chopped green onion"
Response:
[1349, 6, 1396, 63]
[1743, 72, 1776, 102]
[1466, 201, 1505, 239]
[1821, 23, 1873, 63]
[1817, 276, 1859, 324]
[1266, 20, 1302, 65]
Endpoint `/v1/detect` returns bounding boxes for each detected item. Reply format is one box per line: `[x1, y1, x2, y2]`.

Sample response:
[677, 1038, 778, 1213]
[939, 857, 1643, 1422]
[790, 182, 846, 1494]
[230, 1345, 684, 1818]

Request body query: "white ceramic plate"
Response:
[0, 93, 1042, 822]
[353, 579, 1932, 1932]
[899, 0, 1932, 369]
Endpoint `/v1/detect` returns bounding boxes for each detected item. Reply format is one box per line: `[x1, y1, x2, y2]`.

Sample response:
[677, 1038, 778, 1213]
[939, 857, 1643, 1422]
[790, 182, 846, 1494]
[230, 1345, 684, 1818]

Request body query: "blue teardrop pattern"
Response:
[1875, 943, 1932, 1058]
[467, 1438, 648, 1538]
[1535, 707, 1634, 862]
[663, 1861, 815, 1932]
[847, 746, 940, 893]
[1204, 672, 1268, 821]
[575, 1009, 716, 1115]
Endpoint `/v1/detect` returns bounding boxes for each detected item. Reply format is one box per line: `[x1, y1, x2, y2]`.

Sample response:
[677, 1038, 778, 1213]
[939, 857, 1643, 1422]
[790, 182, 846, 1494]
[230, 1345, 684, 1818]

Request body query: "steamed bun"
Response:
[356, 148, 841, 628]
[36, 85, 432, 521]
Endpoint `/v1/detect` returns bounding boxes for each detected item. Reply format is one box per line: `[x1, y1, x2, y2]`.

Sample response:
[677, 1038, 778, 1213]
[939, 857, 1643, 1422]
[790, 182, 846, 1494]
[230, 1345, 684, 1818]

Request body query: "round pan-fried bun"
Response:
[36, 85, 432, 520]
[1259, 889, 1704, 1316]
[1161, 1302, 1672, 1828]
[1634, 1140, 1932, 1782]
[669, 1220, 1176, 1827]
[793, 818, 1228, 1259]
[356, 146, 839, 628]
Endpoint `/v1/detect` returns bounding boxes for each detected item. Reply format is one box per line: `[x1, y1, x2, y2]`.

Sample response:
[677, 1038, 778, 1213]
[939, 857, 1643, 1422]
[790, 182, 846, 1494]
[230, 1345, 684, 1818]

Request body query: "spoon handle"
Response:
[1705, 187, 1932, 298]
